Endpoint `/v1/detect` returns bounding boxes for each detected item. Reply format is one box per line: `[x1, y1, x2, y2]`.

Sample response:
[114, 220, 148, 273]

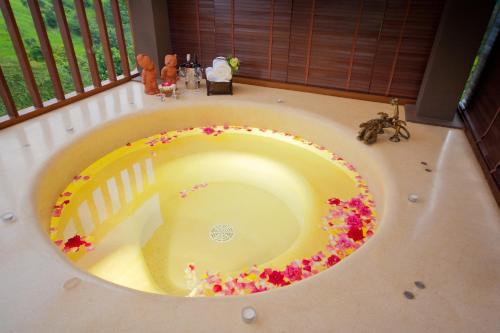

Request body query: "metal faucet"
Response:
[357, 98, 411, 144]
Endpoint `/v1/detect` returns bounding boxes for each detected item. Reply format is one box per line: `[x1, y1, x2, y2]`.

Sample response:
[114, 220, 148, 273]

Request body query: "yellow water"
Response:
[49, 126, 376, 296]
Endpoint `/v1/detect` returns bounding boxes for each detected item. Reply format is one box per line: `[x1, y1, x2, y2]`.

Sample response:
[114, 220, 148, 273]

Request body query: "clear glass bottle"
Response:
[180, 53, 202, 89]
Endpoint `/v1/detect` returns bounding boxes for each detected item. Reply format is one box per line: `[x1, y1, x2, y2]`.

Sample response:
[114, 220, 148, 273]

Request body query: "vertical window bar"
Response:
[0, 65, 17, 117]
[94, 0, 117, 81]
[110, 0, 130, 76]
[53, 0, 84, 93]
[27, 0, 65, 101]
[0, 0, 43, 108]
[124, 0, 136, 55]
[74, 0, 101, 88]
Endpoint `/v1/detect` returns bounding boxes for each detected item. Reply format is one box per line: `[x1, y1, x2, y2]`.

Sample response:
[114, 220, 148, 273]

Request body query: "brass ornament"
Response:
[357, 98, 410, 144]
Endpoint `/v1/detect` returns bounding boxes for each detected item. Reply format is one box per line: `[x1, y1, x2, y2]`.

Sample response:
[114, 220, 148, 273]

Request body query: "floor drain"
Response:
[209, 224, 235, 243]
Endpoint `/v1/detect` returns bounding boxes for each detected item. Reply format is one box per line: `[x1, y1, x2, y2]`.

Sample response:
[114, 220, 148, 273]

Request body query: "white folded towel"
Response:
[213, 62, 232, 81]
[213, 57, 228, 68]
[205, 58, 232, 82]
[205, 67, 220, 82]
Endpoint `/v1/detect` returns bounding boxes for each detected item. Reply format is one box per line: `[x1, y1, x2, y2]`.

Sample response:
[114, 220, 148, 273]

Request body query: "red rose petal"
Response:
[347, 227, 364, 241]
[326, 254, 340, 267]
[203, 127, 215, 135]
[267, 270, 285, 286]
[63, 235, 92, 252]
[328, 198, 341, 206]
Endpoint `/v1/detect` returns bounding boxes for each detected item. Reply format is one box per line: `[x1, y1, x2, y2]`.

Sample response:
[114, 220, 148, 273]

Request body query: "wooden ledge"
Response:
[233, 76, 416, 105]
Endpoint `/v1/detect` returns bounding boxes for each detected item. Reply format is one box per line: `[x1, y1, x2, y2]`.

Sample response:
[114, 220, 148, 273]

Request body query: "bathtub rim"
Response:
[31, 99, 396, 299]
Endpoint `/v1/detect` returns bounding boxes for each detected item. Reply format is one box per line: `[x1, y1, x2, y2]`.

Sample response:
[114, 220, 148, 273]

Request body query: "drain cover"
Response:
[209, 224, 235, 243]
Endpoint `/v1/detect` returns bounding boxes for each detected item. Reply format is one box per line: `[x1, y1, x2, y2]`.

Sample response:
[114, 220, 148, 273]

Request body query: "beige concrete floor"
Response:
[0, 81, 499, 332]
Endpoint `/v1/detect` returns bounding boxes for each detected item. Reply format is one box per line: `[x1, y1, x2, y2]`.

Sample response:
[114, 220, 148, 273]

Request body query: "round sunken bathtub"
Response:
[37, 101, 385, 297]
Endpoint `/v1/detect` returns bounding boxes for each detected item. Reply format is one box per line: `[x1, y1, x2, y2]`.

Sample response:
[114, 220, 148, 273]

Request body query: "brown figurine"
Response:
[161, 54, 178, 84]
[136, 54, 160, 95]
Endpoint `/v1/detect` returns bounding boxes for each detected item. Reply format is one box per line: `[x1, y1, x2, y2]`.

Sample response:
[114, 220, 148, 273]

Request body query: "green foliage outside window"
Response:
[0, 0, 136, 117]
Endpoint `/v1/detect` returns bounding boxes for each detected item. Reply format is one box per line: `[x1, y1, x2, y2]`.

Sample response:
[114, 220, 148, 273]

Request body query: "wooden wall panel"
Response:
[214, 0, 234, 58]
[369, 0, 408, 95]
[287, 0, 314, 84]
[308, 0, 359, 89]
[167, 0, 444, 100]
[389, 0, 443, 98]
[199, 0, 217, 67]
[167, 0, 198, 65]
[349, 0, 386, 93]
[234, 0, 271, 77]
[270, 0, 292, 81]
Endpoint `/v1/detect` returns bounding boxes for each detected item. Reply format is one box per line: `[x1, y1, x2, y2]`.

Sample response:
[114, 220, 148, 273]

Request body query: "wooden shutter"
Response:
[234, 0, 272, 77]
[388, 0, 444, 98]
[269, 0, 292, 82]
[167, 0, 199, 65]
[167, 0, 445, 100]
[349, 0, 386, 93]
[199, 0, 217, 67]
[213, 0, 234, 59]
[308, 0, 361, 89]
[286, 0, 313, 84]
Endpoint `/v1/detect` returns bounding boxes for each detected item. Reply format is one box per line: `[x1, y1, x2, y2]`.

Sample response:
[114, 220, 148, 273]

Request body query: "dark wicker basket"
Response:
[206, 80, 233, 96]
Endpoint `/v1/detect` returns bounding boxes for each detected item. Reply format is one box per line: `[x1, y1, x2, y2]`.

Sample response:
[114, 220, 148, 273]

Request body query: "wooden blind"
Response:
[167, 0, 444, 100]
[167, 0, 199, 65]
[233, 0, 272, 78]
[286, 0, 313, 84]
